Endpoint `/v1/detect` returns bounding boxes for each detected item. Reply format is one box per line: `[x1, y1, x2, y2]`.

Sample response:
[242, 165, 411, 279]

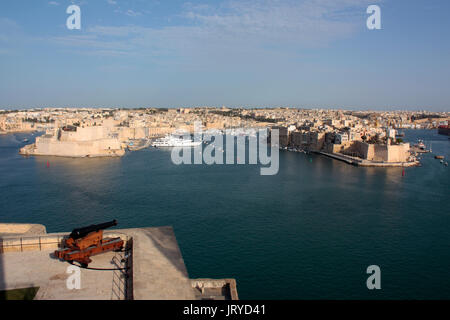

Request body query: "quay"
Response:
[318, 152, 420, 167]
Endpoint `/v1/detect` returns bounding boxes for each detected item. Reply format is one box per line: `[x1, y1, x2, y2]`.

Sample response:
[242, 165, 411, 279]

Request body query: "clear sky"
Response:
[0, 0, 449, 111]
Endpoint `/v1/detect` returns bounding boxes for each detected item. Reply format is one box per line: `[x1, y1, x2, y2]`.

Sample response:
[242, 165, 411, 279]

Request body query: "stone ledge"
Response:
[0, 223, 47, 237]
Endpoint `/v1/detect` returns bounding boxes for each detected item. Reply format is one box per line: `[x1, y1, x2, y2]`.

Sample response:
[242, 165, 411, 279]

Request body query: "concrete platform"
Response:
[0, 250, 128, 300]
[125, 227, 196, 300]
[0, 226, 236, 300]
[0, 223, 46, 237]
[0, 226, 195, 299]
[319, 151, 420, 167]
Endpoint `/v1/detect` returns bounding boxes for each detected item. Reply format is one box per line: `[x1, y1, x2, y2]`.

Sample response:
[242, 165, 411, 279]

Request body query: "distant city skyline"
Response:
[1, 0, 449, 111]
[1, 106, 448, 113]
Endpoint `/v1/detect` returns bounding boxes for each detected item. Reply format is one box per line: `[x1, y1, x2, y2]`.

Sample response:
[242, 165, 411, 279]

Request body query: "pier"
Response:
[318, 151, 420, 167]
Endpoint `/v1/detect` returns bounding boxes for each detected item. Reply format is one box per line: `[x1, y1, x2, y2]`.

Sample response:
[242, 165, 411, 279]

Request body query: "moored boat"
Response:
[438, 125, 450, 136]
[152, 135, 202, 147]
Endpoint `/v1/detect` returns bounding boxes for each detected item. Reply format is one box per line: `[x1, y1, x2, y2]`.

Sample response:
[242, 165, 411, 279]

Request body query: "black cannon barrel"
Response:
[69, 220, 118, 240]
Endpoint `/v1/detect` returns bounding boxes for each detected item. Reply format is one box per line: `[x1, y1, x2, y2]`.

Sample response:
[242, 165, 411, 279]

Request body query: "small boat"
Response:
[445, 162, 448, 166]
[23, 138, 29, 142]
[435, 155, 444, 160]
[440, 160, 444, 164]
[414, 139, 426, 150]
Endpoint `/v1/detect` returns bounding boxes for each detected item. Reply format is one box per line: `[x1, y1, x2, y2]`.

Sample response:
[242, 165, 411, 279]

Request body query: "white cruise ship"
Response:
[152, 135, 202, 147]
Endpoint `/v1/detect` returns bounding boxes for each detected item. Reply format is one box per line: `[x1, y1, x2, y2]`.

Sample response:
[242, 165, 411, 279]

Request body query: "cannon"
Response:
[54, 220, 124, 267]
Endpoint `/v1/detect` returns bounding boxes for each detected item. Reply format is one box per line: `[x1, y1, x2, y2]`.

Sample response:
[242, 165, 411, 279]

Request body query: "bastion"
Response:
[0, 223, 238, 300]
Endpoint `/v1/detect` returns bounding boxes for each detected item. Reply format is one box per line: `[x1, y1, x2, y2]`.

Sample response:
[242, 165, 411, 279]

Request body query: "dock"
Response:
[318, 152, 420, 167]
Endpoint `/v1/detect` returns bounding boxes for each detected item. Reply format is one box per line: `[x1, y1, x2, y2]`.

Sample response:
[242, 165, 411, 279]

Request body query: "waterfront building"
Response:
[19, 125, 125, 157]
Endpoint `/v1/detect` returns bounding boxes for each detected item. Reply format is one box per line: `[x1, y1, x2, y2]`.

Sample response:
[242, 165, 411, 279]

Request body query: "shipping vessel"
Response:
[438, 125, 450, 136]
[152, 135, 202, 147]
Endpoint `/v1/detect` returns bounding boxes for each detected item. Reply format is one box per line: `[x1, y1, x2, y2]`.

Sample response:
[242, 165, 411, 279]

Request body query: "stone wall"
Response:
[336, 141, 410, 163]
[290, 131, 325, 151]
[0, 231, 130, 253]
[33, 138, 124, 157]
[21, 126, 125, 157]
[387, 143, 410, 162]
[0, 223, 46, 237]
[271, 126, 289, 147]
[60, 126, 109, 142]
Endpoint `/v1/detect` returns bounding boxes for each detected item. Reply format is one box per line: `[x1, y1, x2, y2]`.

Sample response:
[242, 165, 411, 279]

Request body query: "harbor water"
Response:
[0, 129, 449, 299]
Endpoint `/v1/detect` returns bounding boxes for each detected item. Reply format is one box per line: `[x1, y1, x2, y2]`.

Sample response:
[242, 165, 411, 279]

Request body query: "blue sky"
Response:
[0, 0, 449, 111]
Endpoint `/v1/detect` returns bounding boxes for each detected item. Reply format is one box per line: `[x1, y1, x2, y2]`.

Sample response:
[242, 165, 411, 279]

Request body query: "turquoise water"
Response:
[0, 130, 449, 299]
